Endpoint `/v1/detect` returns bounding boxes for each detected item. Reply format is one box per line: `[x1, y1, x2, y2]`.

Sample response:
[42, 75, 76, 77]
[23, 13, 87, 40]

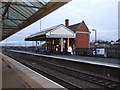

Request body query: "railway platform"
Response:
[7, 49, 119, 68]
[55, 54, 119, 68]
[1, 53, 66, 89]
[57, 55, 119, 64]
[2, 60, 31, 88]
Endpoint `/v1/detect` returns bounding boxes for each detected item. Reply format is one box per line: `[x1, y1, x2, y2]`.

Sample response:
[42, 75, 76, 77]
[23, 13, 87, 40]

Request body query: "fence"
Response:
[105, 47, 120, 59]
[76, 48, 94, 56]
[76, 47, 120, 59]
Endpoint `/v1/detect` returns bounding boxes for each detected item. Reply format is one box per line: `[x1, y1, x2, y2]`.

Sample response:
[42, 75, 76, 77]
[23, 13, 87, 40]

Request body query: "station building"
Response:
[25, 19, 91, 54]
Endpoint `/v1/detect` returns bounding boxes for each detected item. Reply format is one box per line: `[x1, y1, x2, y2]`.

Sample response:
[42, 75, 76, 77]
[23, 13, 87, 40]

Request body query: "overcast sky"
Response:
[1, 0, 119, 46]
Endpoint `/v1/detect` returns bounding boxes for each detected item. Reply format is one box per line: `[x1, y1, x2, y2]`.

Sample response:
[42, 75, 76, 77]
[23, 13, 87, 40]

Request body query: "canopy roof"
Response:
[25, 24, 60, 40]
[25, 24, 75, 41]
[1, 0, 70, 41]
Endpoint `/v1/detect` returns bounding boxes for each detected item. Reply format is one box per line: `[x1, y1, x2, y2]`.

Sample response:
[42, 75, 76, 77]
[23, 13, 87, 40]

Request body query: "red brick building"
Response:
[25, 19, 90, 54]
[67, 19, 90, 49]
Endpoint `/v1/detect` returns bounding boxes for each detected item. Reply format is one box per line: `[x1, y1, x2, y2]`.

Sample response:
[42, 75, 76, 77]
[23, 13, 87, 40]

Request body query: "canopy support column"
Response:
[61, 38, 63, 52]
[67, 38, 69, 48]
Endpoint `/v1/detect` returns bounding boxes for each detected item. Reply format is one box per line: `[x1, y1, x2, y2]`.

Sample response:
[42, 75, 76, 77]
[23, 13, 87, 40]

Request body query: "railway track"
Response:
[32, 59, 120, 90]
[4, 51, 120, 89]
[16, 59, 83, 89]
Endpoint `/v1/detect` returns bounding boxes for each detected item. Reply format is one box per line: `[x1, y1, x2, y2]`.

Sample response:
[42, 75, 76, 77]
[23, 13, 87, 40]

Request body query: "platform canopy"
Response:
[0, 0, 70, 41]
[25, 24, 75, 41]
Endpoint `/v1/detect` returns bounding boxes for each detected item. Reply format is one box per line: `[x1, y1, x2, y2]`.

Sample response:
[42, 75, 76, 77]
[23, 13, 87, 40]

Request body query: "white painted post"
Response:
[61, 38, 63, 52]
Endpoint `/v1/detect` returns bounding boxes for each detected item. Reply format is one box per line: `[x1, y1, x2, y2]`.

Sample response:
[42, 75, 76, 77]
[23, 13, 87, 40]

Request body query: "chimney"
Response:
[65, 19, 69, 27]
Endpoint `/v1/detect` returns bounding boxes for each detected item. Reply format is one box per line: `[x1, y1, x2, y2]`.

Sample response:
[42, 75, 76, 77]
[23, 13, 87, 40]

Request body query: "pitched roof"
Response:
[25, 22, 82, 41]
[68, 23, 81, 32]
[26, 24, 62, 39]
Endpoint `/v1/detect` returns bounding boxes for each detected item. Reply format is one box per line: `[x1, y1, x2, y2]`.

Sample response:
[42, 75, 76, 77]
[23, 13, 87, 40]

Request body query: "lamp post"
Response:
[92, 29, 97, 58]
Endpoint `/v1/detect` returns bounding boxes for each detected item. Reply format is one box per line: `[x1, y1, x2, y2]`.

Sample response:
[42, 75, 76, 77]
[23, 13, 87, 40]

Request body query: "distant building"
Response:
[90, 40, 112, 48]
[112, 39, 120, 46]
[25, 19, 90, 54]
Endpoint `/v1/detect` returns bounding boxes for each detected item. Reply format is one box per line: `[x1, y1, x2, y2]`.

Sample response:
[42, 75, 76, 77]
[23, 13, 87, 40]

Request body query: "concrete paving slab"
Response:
[2, 53, 66, 89]
[2, 60, 31, 88]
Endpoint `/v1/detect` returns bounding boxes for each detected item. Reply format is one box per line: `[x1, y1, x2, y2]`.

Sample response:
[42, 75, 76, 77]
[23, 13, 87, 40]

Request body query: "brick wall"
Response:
[75, 21, 90, 48]
[76, 33, 89, 48]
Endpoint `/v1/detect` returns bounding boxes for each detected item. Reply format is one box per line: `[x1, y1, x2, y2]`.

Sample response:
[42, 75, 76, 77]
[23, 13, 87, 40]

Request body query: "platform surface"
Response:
[1, 53, 65, 89]
[2, 60, 31, 88]
[60, 55, 118, 64]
